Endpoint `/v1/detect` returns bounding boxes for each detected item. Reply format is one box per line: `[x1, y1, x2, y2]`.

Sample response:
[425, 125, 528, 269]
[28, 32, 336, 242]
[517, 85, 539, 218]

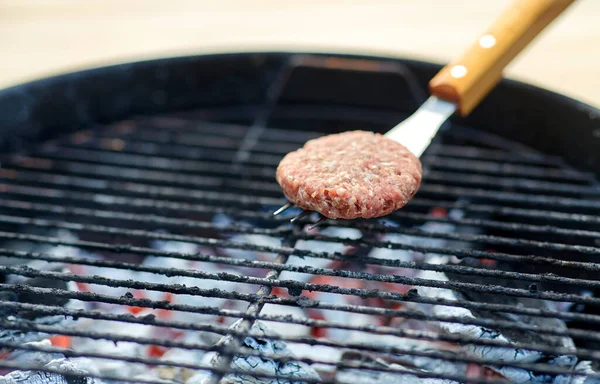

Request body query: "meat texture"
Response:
[276, 131, 422, 219]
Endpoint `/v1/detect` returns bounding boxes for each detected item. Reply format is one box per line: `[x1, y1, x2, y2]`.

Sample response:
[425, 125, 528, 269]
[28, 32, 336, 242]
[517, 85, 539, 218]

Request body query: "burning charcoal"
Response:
[259, 304, 310, 338]
[0, 358, 102, 384]
[4, 340, 64, 367]
[212, 214, 282, 268]
[370, 213, 458, 266]
[409, 255, 599, 383]
[280, 343, 341, 380]
[0, 312, 77, 350]
[152, 346, 209, 383]
[0, 229, 78, 318]
[278, 227, 362, 284]
[132, 373, 175, 384]
[0, 228, 81, 275]
[389, 348, 468, 379]
[496, 357, 600, 384]
[189, 320, 320, 384]
[144, 240, 254, 326]
[0, 329, 53, 350]
[335, 350, 459, 384]
[0, 291, 18, 318]
[222, 320, 319, 383]
[217, 233, 282, 277]
[342, 333, 469, 380]
[0, 274, 81, 351]
[70, 319, 151, 379]
[7, 276, 70, 319]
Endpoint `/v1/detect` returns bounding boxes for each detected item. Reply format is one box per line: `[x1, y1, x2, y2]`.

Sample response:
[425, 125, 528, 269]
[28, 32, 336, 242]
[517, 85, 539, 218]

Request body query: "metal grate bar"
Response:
[23, 149, 275, 178]
[427, 143, 566, 166]
[7, 156, 600, 201]
[78, 127, 567, 171]
[1, 231, 600, 302]
[1, 202, 599, 268]
[126, 116, 326, 142]
[1, 192, 599, 258]
[58, 140, 284, 169]
[419, 184, 600, 211]
[0, 184, 279, 219]
[409, 198, 600, 225]
[102, 119, 580, 176]
[1, 185, 598, 242]
[41, 139, 596, 186]
[1, 196, 598, 248]
[0, 167, 282, 196]
[1, 305, 599, 381]
[1, 217, 600, 294]
[207, 252, 290, 384]
[4, 171, 600, 226]
[2, 293, 600, 352]
[45, 128, 573, 180]
[310, 225, 600, 255]
[1, 237, 600, 309]
[16, 134, 594, 191]
[0, 197, 271, 223]
[94, 117, 580, 171]
[423, 156, 594, 183]
[51, 133, 596, 184]
[1, 209, 599, 273]
[4, 253, 600, 332]
[426, 170, 600, 196]
[0, 360, 181, 384]
[0, 182, 281, 209]
[206, 60, 299, 384]
[91, 127, 320, 155]
[5, 157, 600, 215]
[383, 211, 600, 240]
[28, 116, 594, 183]
[0, 192, 598, 248]
[6, 160, 599, 230]
[0, 342, 520, 384]
[7, 283, 600, 348]
[6, 268, 600, 335]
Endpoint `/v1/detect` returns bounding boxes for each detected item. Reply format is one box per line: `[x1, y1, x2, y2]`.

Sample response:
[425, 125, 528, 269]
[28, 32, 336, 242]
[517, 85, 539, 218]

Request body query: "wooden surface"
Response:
[1, 0, 599, 107]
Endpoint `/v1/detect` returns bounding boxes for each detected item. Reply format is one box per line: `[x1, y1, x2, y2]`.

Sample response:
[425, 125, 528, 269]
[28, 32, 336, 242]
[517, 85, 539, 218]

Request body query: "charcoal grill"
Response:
[0, 52, 599, 384]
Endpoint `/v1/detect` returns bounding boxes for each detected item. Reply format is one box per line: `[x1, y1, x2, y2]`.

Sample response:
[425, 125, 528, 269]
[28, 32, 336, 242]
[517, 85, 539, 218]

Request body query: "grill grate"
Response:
[1, 54, 600, 384]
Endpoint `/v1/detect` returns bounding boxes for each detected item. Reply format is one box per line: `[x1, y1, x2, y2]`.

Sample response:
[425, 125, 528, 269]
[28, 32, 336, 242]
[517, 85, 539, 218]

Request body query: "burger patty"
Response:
[276, 130, 423, 220]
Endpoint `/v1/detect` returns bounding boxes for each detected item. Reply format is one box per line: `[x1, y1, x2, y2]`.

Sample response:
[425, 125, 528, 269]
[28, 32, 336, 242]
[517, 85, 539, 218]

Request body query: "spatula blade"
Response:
[384, 96, 456, 158]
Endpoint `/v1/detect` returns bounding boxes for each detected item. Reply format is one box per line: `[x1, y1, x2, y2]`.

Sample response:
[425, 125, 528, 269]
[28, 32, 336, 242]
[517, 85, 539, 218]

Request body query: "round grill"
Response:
[0, 53, 599, 384]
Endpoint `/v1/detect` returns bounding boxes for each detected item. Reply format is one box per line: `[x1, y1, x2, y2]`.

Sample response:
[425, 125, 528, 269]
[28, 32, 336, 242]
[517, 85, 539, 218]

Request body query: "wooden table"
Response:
[1, 0, 598, 107]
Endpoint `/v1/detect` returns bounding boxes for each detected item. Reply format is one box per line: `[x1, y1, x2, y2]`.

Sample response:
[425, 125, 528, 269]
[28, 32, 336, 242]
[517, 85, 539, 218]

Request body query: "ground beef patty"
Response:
[276, 130, 423, 220]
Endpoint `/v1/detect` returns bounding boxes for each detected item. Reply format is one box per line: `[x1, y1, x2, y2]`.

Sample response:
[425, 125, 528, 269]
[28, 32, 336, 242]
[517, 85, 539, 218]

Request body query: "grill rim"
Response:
[0, 51, 599, 175]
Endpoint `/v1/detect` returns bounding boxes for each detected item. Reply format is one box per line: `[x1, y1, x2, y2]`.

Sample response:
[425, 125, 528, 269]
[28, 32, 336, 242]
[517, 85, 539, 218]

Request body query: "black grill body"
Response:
[0, 52, 598, 384]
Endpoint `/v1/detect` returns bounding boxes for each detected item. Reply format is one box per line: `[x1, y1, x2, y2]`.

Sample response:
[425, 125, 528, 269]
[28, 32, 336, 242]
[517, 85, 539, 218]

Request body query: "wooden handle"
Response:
[429, 0, 575, 116]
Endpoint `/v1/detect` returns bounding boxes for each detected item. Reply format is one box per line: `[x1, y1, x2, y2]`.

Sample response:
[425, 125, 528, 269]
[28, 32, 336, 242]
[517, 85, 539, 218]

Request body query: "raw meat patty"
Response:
[276, 130, 422, 219]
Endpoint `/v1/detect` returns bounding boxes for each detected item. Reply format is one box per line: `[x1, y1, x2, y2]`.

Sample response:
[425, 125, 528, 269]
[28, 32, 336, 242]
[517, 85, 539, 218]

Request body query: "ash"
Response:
[335, 350, 459, 384]
[189, 320, 319, 384]
[0, 340, 102, 384]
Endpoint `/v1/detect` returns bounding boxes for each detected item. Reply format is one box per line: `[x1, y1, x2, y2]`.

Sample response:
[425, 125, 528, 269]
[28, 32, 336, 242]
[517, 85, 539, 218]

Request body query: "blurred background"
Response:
[1, 0, 598, 107]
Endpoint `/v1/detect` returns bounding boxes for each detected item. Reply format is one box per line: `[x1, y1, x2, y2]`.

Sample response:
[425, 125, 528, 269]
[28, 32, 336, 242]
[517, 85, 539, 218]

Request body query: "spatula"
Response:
[386, 0, 575, 157]
[275, 0, 576, 222]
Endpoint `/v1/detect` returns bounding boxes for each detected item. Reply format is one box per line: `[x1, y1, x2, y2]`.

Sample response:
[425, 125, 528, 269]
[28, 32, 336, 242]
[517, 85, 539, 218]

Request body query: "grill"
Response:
[0, 52, 600, 384]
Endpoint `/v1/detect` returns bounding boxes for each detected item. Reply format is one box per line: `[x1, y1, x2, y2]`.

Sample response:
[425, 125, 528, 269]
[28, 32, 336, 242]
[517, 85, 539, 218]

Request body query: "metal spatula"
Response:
[275, 0, 576, 223]
[385, 0, 575, 158]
